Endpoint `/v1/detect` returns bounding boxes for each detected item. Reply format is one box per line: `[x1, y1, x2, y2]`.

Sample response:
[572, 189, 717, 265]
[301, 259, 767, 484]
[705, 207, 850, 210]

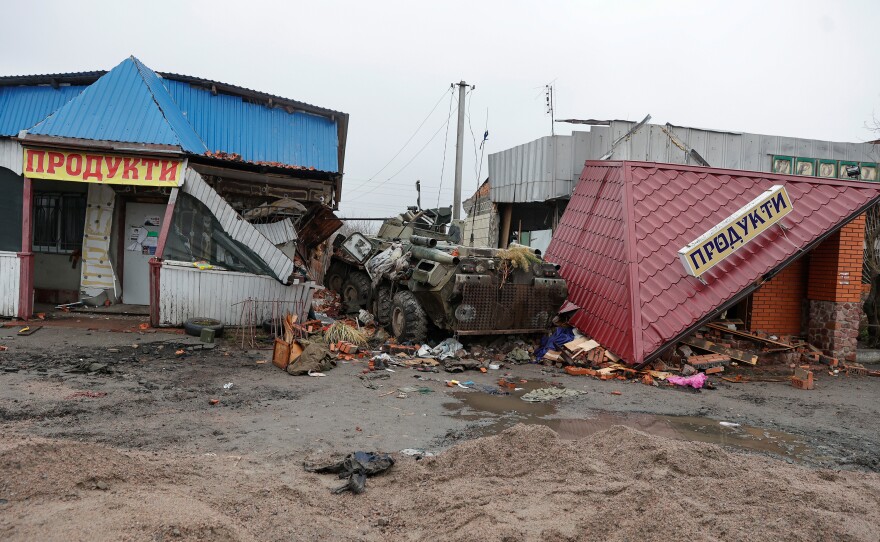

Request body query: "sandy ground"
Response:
[2, 323, 880, 540]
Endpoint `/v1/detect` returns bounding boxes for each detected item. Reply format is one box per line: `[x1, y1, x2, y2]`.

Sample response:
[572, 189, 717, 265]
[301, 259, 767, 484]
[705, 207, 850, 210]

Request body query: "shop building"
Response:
[0, 57, 348, 326]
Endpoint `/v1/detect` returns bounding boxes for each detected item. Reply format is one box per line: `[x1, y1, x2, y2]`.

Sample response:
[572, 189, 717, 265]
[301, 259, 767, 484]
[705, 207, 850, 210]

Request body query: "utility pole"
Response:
[452, 81, 468, 220]
[545, 84, 555, 136]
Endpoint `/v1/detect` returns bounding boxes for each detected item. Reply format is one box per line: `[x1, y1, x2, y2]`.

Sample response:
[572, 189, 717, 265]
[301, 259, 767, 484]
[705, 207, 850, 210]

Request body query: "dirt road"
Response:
[1, 324, 880, 540]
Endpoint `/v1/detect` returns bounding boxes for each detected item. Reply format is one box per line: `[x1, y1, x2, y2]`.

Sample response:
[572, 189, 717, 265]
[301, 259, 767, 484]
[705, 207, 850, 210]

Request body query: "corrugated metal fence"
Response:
[157, 261, 312, 326]
[0, 251, 21, 317]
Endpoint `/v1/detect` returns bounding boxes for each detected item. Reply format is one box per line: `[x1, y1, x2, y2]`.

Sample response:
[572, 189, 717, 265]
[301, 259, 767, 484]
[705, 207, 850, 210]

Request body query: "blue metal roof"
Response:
[4, 57, 343, 173]
[164, 79, 339, 172]
[0, 85, 85, 136]
[29, 57, 207, 153]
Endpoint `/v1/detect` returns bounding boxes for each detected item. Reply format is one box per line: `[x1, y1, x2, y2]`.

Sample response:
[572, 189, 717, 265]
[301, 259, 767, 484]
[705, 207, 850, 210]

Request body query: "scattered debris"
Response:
[667, 373, 708, 389]
[304, 451, 394, 495]
[324, 321, 367, 347]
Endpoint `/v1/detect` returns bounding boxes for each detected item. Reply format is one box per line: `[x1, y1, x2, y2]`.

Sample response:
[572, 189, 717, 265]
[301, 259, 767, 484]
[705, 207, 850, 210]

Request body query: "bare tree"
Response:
[338, 219, 382, 238]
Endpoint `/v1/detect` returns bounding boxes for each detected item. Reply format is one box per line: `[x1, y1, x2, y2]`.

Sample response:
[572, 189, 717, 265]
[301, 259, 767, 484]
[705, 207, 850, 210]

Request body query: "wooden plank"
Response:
[570, 339, 600, 354]
[682, 337, 759, 365]
[706, 323, 795, 348]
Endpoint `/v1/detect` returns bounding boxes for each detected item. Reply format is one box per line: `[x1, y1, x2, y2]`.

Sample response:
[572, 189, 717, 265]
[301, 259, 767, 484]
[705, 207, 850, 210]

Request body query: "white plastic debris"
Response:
[223, 383, 233, 389]
[719, 421, 740, 428]
[419, 338, 464, 360]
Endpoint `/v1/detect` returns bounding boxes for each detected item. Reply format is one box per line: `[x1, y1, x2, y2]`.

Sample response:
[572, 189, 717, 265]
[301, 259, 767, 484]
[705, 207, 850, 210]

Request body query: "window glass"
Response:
[163, 192, 276, 279]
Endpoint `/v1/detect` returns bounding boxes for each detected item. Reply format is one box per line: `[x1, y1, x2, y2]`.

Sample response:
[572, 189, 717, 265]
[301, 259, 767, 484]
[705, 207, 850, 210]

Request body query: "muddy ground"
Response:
[2, 321, 880, 540]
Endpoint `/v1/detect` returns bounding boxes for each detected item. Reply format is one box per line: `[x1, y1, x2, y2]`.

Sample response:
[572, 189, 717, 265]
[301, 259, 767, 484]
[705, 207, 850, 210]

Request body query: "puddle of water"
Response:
[444, 384, 816, 463]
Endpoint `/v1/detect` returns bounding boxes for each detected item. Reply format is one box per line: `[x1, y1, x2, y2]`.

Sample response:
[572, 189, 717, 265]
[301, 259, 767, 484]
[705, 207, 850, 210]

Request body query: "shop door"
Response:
[123, 203, 165, 305]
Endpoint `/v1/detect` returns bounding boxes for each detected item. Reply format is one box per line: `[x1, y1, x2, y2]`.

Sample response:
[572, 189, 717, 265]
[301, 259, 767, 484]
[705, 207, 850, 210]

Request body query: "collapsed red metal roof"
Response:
[545, 160, 880, 365]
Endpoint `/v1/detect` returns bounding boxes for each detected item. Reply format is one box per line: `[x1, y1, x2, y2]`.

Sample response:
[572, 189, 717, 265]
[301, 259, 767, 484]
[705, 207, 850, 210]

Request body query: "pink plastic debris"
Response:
[666, 373, 708, 389]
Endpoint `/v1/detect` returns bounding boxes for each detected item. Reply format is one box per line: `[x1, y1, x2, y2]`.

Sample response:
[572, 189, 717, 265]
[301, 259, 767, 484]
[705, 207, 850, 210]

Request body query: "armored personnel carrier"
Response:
[324, 207, 567, 342]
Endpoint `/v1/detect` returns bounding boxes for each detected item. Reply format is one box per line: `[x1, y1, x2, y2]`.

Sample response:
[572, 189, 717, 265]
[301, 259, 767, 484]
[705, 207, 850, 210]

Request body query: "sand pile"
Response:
[370, 425, 880, 541]
[1, 426, 879, 541]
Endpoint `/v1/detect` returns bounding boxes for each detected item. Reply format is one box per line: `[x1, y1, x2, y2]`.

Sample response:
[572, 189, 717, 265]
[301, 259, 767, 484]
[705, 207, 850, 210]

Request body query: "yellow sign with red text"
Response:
[23, 148, 183, 187]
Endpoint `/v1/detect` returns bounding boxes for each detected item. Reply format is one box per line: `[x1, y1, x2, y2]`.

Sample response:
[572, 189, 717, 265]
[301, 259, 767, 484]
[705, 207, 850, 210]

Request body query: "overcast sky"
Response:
[4, 0, 879, 218]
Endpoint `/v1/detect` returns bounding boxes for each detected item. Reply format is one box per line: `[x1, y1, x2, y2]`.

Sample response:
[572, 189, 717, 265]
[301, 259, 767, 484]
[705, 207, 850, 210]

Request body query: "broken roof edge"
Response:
[586, 159, 880, 191]
[636, 193, 880, 369]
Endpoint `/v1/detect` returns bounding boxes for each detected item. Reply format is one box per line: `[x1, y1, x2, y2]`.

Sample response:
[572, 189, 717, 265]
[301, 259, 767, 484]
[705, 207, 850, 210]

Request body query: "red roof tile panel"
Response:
[545, 160, 880, 365]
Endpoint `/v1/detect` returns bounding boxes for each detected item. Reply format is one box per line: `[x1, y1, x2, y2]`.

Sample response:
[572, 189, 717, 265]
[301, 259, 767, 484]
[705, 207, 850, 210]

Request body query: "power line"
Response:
[357, 93, 460, 198]
[435, 88, 457, 209]
[346, 86, 453, 192]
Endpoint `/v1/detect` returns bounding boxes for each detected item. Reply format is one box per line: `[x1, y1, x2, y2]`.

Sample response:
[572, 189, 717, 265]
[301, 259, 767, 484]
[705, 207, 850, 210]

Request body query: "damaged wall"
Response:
[157, 261, 313, 326]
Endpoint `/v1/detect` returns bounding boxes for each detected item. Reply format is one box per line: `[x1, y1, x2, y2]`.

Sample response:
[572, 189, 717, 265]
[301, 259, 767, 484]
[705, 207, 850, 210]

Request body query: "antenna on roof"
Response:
[545, 83, 555, 136]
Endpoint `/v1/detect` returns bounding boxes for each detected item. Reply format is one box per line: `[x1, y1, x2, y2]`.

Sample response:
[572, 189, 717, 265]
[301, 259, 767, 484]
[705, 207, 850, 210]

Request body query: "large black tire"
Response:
[374, 285, 393, 325]
[390, 290, 428, 343]
[342, 271, 372, 309]
[324, 268, 345, 294]
[184, 317, 224, 337]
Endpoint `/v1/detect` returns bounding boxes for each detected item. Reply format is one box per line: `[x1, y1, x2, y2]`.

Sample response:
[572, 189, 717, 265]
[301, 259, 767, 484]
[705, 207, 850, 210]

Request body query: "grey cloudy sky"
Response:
[4, 0, 879, 218]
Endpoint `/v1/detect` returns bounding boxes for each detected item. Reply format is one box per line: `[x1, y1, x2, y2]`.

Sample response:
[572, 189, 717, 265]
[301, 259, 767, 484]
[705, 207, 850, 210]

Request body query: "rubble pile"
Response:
[539, 318, 880, 391]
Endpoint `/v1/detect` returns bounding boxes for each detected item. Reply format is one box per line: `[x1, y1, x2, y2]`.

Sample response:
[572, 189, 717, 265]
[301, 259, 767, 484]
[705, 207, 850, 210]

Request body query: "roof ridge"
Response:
[129, 56, 206, 153]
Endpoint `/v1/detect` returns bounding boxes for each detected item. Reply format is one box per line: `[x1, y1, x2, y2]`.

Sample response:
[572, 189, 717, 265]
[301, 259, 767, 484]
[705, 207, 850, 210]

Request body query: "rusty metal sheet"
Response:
[296, 204, 343, 250]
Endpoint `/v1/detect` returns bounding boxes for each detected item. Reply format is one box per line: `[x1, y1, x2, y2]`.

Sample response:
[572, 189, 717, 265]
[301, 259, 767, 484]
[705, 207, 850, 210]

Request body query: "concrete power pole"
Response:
[452, 81, 468, 220]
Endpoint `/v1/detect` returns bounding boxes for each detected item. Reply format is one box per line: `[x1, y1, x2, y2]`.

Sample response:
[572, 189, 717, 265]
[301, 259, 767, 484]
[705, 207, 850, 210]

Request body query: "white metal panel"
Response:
[158, 262, 314, 326]
[0, 251, 21, 317]
[252, 219, 297, 246]
[0, 140, 23, 175]
[182, 168, 294, 282]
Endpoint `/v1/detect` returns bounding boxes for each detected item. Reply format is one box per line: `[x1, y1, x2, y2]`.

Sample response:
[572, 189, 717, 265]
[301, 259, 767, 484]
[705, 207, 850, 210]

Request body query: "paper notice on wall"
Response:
[127, 228, 148, 251]
[145, 216, 161, 227]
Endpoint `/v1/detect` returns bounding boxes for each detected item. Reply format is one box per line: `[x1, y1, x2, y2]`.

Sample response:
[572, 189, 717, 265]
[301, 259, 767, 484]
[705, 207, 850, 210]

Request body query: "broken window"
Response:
[163, 192, 276, 278]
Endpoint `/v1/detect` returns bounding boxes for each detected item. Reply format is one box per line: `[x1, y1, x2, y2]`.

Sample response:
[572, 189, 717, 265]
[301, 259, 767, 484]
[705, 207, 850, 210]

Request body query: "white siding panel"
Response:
[0, 251, 20, 317]
[158, 262, 313, 326]
[0, 140, 23, 175]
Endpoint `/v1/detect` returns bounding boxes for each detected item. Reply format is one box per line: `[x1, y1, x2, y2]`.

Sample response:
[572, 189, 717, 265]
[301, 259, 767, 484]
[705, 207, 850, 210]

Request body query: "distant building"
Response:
[466, 120, 879, 252]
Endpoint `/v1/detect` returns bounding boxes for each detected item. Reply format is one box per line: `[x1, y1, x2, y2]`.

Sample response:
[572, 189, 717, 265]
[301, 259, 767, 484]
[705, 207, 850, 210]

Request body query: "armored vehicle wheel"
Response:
[391, 290, 428, 343]
[373, 285, 393, 325]
[342, 271, 371, 308]
[324, 271, 345, 294]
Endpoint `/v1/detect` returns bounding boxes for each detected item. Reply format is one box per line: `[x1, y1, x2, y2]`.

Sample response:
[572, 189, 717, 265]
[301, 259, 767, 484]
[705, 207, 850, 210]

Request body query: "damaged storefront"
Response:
[0, 57, 348, 326]
[545, 160, 880, 366]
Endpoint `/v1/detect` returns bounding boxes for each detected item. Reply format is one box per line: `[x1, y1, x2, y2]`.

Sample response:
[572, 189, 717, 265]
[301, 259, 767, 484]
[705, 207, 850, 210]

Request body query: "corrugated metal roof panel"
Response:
[0, 85, 85, 136]
[164, 79, 338, 172]
[28, 57, 206, 153]
[545, 160, 880, 365]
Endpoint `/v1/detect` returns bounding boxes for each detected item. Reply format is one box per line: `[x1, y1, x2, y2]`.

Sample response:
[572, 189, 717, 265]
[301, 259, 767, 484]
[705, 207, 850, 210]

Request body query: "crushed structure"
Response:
[544, 160, 880, 365]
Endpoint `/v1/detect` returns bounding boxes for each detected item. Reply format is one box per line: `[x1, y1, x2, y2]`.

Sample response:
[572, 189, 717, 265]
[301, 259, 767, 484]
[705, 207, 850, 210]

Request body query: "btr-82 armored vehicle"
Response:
[324, 207, 567, 342]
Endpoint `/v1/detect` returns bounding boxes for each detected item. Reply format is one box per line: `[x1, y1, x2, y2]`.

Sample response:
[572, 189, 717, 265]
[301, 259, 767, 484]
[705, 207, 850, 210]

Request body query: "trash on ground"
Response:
[667, 373, 708, 389]
[304, 451, 394, 494]
[288, 340, 335, 376]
